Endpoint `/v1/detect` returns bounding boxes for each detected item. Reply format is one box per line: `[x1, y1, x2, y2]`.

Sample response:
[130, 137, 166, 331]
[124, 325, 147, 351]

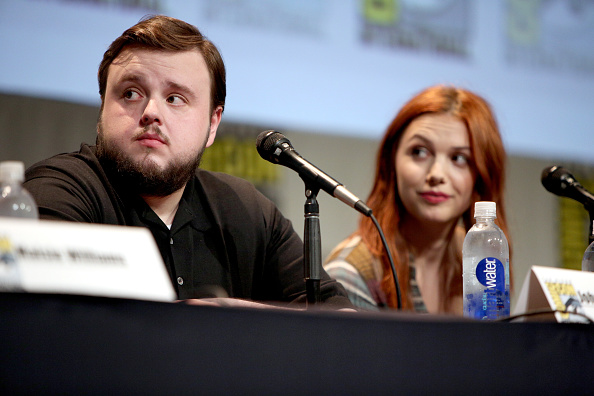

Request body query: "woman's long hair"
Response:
[358, 85, 510, 310]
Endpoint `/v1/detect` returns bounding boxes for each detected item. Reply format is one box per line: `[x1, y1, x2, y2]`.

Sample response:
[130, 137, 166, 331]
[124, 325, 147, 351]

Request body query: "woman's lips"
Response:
[419, 191, 450, 204]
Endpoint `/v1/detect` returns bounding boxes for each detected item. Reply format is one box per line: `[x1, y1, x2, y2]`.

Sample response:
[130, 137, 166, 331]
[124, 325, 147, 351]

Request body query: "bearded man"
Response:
[24, 15, 351, 308]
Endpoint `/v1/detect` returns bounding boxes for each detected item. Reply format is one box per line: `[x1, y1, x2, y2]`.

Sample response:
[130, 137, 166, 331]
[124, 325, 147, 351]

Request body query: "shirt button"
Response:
[177, 277, 184, 285]
[170, 238, 174, 245]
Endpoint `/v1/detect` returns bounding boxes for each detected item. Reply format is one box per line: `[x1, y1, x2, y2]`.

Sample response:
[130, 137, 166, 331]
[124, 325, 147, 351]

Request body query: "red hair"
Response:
[358, 85, 510, 310]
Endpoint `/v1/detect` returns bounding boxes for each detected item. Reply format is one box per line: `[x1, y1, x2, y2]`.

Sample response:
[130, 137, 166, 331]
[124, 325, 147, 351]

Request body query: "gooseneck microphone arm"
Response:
[256, 130, 402, 309]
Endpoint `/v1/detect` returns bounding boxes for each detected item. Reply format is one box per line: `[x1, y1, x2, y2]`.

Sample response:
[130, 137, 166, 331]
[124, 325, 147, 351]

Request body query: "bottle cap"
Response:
[0, 161, 25, 183]
[474, 201, 496, 218]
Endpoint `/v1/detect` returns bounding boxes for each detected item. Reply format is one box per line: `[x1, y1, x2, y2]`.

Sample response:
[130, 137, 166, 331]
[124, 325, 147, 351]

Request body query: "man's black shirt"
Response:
[24, 144, 352, 308]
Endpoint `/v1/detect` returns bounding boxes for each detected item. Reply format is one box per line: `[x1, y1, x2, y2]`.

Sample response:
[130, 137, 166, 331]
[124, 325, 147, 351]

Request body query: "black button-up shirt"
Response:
[25, 144, 352, 308]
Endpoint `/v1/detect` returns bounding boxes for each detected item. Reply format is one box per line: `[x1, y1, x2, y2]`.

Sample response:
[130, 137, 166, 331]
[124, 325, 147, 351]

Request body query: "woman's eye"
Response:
[411, 147, 429, 158]
[452, 154, 469, 165]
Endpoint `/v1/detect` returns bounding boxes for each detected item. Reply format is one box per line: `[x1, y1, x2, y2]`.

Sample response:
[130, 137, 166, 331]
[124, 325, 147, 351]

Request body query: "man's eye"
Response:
[123, 90, 140, 100]
[166, 95, 185, 105]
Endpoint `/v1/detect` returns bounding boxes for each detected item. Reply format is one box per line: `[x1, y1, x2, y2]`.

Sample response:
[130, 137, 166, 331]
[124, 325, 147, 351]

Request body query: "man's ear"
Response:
[206, 106, 223, 148]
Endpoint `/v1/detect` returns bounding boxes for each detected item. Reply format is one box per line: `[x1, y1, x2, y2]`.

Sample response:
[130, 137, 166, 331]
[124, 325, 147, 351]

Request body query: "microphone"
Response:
[256, 130, 372, 216]
[541, 166, 594, 208]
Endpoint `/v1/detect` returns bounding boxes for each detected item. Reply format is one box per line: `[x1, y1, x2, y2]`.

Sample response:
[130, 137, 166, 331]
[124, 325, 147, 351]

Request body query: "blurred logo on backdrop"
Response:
[360, 0, 471, 58]
[506, 0, 594, 75]
[202, 0, 326, 37]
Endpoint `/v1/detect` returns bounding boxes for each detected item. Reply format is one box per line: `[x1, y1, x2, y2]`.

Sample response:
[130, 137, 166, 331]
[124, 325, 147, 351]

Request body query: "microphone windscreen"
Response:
[256, 130, 276, 149]
[541, 165, 568, 194]
[256, 130, 291, 161]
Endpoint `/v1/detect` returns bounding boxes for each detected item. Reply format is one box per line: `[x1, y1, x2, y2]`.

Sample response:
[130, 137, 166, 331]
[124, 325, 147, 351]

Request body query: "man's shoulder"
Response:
[23, 144, 120, 223]
[24, 143, 112, 203]
[194, 169, 261, 198]
[26, 143, 100, 180]
[192, 169, 275, 219]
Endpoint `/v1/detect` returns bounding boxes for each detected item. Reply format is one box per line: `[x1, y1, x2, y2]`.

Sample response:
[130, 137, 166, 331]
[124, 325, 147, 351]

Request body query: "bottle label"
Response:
[475, 257, 505, 292]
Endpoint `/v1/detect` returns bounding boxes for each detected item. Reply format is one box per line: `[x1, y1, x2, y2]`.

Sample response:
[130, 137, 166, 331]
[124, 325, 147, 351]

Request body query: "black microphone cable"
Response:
[370, 213, 402, 310]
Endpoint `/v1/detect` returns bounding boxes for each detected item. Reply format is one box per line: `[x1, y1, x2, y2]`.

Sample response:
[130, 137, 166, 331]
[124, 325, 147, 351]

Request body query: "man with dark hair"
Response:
[24, 15, 352, 308]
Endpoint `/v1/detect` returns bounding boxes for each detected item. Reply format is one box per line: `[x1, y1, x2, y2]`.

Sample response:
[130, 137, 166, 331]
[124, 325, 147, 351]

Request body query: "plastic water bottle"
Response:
[462, 201, 510, 320]
[0, 161, 37, 291]
[582, 240, 594, 272]
[0, 161, 38, 219]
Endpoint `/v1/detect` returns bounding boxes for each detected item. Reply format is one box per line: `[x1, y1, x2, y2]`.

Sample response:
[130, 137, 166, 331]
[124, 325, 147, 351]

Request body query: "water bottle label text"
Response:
[476, 257, 505, 292]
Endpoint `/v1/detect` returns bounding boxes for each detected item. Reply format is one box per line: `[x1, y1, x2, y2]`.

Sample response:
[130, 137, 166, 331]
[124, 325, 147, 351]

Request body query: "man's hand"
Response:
[180, 298, 302, 310]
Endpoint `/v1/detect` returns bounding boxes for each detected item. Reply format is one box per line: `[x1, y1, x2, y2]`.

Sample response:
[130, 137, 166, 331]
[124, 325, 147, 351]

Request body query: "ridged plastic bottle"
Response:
[462, 201, 510, 320]
[0, 161, 38, 291]
[0, 161, 38, 219]
[582, 240, 594, 272]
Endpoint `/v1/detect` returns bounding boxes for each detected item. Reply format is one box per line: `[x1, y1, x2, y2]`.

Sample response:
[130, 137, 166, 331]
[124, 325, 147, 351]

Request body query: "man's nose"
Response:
[141, 98, 162, 126]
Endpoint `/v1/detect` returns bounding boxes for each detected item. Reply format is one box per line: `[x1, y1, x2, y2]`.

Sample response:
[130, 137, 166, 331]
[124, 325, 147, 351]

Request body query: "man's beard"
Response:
[96, 122, 208, 197]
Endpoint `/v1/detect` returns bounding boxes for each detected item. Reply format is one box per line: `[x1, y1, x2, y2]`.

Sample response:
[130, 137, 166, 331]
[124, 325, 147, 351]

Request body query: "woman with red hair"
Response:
[325, 85, 511, 314]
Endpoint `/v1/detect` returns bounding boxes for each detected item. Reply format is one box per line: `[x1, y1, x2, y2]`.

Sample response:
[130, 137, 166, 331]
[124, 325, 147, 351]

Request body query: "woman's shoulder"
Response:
[324, 235, 387, 310]
[326, 235, 382, 282]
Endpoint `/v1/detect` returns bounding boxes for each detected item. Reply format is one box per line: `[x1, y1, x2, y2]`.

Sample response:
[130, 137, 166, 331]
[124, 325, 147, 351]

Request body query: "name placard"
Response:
[0, 218, 176, 302]
[513, 265, 594, 323]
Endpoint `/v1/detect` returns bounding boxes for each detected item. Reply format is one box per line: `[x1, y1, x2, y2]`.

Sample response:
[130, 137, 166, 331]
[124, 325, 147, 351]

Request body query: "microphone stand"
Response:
[303, 183, 322, 307]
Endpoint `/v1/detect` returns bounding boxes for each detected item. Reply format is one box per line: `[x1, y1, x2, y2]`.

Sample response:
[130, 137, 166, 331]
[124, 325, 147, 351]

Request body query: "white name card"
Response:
[513, 265, 594, 323]
[0, 218, 176, 302]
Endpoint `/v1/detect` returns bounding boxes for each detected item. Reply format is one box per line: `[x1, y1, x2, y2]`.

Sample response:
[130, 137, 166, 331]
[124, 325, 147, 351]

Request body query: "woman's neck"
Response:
[399, 217, 457, 263]
[399, 216, 461, 314]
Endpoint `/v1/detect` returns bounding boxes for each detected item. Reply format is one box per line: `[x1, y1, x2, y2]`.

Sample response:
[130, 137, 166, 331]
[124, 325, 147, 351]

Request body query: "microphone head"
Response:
[256, 130, 293, 163]
[541, 165, 576, 196]
[540, 165, 594, 208]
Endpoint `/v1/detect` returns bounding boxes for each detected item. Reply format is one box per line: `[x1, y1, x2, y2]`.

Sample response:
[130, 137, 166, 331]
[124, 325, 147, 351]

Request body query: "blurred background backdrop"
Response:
[2, 0, 594, 307]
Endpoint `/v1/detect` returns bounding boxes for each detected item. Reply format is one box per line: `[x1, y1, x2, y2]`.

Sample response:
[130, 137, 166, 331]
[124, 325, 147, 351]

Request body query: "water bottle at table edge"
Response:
[0, 161, 38, 219]
[0, 161, 38, 292]
[462, 201, 510, 320]
[582, 240, 594, 272]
